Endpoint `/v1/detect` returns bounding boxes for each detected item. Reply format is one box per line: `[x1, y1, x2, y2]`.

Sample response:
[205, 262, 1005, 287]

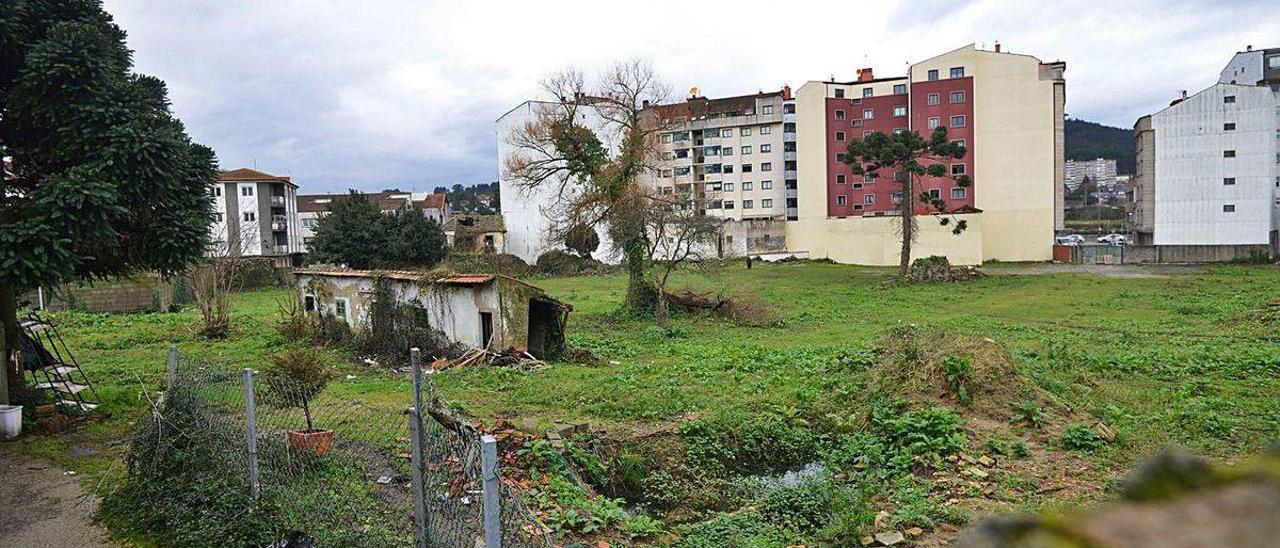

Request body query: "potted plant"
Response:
[263, 347, 336, 456]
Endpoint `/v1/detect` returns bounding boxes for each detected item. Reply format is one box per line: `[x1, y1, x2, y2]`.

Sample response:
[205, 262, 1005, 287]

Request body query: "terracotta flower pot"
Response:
[288, 429, 334, 456]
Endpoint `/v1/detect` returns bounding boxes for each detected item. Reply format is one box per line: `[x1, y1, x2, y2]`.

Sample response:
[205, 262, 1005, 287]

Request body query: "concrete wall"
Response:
[1125, 244, 1272, 264]
[30, 276, 176, 314]
[1151, 84, 1276, 245]
[787, 212, 985, 265]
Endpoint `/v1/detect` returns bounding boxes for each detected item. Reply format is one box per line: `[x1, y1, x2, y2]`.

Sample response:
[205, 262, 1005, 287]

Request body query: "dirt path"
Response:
[0, 445, 110, 548]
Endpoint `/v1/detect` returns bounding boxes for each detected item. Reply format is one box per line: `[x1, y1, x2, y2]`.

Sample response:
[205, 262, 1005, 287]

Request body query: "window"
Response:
[1270, 55, 1280, 68]
[761, 180, 772, 190]
[1224, 122, 1237, 131]
[864, 194, 875, 204]
[864, 173, 874, 182]
[760, 144, 772, 153]
[722, 146, 733, 156]
[894, 83, 907, 95]
[760, 125, 771, 134]
[928, 189, 941, 199]
[949, 90, 966, 103]
[301, 218, 316, 228]
[762, 105, 774, 115]
[893, 106, 907, 117]
[1224, 95, 1236, 104]
[852, 183, 863, 189]
[743, 199, 754, 209]
[835, 131, 846, 142]
[742, 164, 753, 173]
[1224, 150, 1236, 158]
[951, 163, 966, 175]
[837, 195, 847, 206]
[675, 166, 690, 176]
[743, 181, 754, 191]
[950, 67, 965, 78]
[834, 88, 845, 98]
[836, 174, 847, 184]
[850, 98, 862, 105]
[661, 169, 672, 178]
[334, 298, 349, 322]
[214, 213, 223, 222]
[303, 295, 316, 312]
[741, 146, 752, 155]
[863, 108, 874, 119]
[1223, 204, 1236, 212]
[863, 130, 873, 137]
[952, 139, 966, 149]
[213, 186, 222, 197]
[835, 109, 846, 120]
[724, 165, 734, 173]
[862, 88, 874, 98]
[741, 127, 752, 136]
[1224, 177, 1236, 185]
[949, 115, 966, 127]
[723, 182, 734, 191]
[241, 186, 254, 196]
[723, 200, 734, 209]
[892, 192, 904, 204]
[928, 117, 940, 129]
[851, 120, 863, 127]
[662, 133, 673, 143]
[927, 93, 940, 105]
[951, 187, 967, 200]
[761, 162, 772, 171]
[243, 212, 255, 222]
[721, 128, 733, 137]
[762, 198, 773, 208]
[927, 69, 939, 81]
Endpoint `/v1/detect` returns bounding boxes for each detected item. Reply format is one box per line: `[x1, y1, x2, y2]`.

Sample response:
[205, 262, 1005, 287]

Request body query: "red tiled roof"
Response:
[219, 168, 293, 184]
[422, 193, 447, 209]
[296, 191, 417, 213]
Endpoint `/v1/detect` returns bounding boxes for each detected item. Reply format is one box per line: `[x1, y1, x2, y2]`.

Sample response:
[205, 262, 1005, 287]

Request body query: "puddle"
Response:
[752, 461, 827, 492]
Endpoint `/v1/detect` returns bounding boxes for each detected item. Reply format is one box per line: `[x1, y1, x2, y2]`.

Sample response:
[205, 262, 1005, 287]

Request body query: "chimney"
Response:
[782, 85, 792, 100]
[1247, 44, 1254, 51]
[994, 41, 1001, 53]
[642, 99, 650, 109]
[856, 67, 874, 82]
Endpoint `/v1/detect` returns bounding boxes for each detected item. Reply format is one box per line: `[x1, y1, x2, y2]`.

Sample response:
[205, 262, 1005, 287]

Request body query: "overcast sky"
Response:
[103, 0, 1278, 194]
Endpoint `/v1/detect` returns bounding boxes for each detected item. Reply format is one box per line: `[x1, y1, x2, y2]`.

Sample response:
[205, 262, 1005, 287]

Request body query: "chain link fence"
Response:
[131, 347, 550, 547]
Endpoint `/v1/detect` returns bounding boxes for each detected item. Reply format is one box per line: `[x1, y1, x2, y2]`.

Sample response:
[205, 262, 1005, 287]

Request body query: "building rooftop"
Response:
[297, 190, 418, 213]
[218, 168, 294, 185]
[443, 214, 506, 233]
[292, 268, 570, 308]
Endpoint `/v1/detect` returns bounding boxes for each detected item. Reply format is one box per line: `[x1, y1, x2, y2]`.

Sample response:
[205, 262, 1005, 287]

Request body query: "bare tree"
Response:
[505, 61, 673, 312]
[189, 223, 248, 338]
[643, 192, 724, 326]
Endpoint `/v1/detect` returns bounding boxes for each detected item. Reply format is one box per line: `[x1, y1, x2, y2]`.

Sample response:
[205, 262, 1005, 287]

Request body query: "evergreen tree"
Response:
[383, 205, 448, 267]
[308, 191, 386, 269]
[0, 0, 217, 402]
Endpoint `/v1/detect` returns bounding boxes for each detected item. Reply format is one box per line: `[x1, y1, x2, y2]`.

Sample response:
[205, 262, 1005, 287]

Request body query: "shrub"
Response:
[675, 510, 795, 548]
[1061, 423, 1106, 451]
[1011, 400, 1046, 429]
[942, 355, 975, 403]
[262, 347, 336, 431]
[759, 477, 863, 537]
[680, 411, 818, 475]
[537, 249, 604, 276]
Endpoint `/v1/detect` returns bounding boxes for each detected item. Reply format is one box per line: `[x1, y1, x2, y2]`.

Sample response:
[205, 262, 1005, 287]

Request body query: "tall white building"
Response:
[1132, 47, 1280, 250]
[210, 168, 302, 265]
[1064, 158, 1116, 191]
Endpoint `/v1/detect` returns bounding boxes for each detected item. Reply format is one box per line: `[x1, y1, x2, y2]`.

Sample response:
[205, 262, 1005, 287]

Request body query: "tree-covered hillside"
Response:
[1065, 119, 1134, 174]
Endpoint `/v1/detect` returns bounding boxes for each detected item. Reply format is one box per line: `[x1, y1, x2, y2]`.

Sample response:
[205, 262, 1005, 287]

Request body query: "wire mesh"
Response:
[132, 353, 551, 547]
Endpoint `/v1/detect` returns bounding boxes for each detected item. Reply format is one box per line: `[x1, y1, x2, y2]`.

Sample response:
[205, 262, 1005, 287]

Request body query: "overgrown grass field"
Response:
[19, 261, 1280, 545]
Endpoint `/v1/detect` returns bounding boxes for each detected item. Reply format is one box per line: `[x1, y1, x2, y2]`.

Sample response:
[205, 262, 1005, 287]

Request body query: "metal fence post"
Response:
[481, 434, 501, 548]
[166, 346, 178, 392]
[242, 368, 261, 499]
[408, 406, 429, 548]
[411, 347, 422, 413]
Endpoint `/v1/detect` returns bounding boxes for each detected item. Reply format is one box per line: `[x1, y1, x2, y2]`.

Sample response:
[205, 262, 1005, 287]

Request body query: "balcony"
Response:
[784, 170, 798, 180]
[783, 132, 797, 142]
[785, 188, 798, 199]
[271, 244, 290, 254]
[785, 208, 798, 220]
[270, 195, 286, 207]
[270, 215, 288, 231]
[784, 151, 797, 162]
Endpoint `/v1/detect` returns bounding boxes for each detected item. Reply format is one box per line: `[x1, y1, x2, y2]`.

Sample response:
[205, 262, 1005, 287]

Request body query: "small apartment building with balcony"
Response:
[210, 168, 301, 265]
[647, 89, 797, 257]
[789, 44, 1066, 265]
[1131, 46, 1280, 256]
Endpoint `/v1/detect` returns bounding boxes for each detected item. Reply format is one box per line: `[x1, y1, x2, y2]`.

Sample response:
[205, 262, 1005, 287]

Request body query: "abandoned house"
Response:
[293, 268, 570, 358]
[444, 214, 506, 254]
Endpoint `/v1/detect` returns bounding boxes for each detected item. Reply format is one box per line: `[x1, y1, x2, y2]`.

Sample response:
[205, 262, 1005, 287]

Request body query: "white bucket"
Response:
[0, 405, 22, 440]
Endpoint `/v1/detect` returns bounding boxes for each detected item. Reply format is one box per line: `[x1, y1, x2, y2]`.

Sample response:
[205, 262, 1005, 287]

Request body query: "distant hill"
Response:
[1065, 119, 1134, 175]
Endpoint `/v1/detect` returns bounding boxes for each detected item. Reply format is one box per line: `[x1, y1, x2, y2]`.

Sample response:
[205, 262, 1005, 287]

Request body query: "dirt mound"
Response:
[667, 288, 780, 327]
[871, 326, 1069, 421]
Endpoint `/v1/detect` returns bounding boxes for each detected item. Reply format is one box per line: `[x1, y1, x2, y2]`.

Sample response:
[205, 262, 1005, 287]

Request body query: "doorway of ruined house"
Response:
[480, 312, 493, 349]
[527, 299, 557, 358]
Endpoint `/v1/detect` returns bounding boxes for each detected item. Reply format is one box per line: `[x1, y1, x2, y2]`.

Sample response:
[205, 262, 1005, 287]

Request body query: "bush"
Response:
[1062, 423, 1107, 451]
[680, 410, 819, 475]
[675, 510, 795, 548]
[262, 348, 336, 431]
[1011, 400, 1046, 428]
[942, 355, 975, 403]
[536, 249, 606, 276]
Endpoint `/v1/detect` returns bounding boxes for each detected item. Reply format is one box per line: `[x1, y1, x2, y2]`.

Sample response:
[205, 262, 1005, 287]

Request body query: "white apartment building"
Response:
[1065, 158, 1116, 191]
[210, 168, 302, 265]
[1132, 47, 1280, 250]
[647, 89, 796, 257]
[497, 100, 619, 264]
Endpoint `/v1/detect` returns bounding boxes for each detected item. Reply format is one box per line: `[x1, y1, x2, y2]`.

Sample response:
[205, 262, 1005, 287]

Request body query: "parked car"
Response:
[1097, 233, 1127, 246]
[1056, 234, 1085, 246]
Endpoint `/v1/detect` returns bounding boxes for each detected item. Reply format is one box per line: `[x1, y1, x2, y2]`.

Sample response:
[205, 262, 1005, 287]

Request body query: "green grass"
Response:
[16, 261, 1280, 543]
